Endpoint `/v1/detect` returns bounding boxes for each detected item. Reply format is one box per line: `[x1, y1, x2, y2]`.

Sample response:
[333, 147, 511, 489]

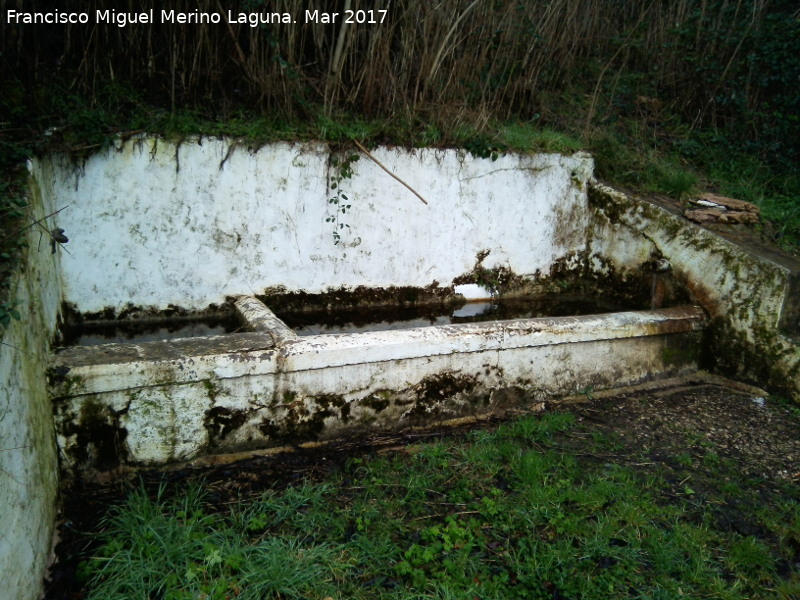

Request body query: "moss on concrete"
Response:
[204, 406, 248, 442]
[403, 372, 482, 423]
[59, 397, 127, 472]
[0, 172, 62, 600]
[587, 183, 799, 401]
[256, 391, 353, 444]
[260, 283, 457, 314]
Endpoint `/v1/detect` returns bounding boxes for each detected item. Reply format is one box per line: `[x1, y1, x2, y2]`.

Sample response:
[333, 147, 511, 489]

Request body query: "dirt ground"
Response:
[43, 372, 800, 599]
[558, 372, 800, 484]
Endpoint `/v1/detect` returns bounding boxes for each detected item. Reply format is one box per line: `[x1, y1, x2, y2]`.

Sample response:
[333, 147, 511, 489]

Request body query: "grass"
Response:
[76, 411, 800, 600]
[496, 122, 583, 155]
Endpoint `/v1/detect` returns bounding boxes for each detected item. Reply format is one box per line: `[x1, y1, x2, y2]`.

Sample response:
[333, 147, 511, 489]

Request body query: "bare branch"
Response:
[352, 140, 429, 206]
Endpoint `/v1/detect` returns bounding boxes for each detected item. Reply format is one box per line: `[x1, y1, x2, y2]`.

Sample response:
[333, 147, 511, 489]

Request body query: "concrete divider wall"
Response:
[0, 174, 62, 600]
[33, 139, 594, 314]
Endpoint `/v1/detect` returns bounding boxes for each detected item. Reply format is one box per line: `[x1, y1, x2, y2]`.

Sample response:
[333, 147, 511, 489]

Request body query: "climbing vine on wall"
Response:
[325, 152, 360, 246]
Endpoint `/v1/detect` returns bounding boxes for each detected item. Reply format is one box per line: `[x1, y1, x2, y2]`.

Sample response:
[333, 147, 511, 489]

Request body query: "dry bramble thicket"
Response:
[2, 0, 797, 153]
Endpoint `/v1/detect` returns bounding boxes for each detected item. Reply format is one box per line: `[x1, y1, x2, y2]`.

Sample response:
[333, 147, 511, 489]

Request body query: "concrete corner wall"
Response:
[0, 173, 62, 600]
[587, 183, 800, 400]
[32, 140, 593, 314]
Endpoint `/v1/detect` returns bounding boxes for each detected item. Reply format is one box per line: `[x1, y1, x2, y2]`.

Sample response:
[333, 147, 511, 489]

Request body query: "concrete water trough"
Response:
[7, 139, 800, 600]
[49, 295, 705, 475]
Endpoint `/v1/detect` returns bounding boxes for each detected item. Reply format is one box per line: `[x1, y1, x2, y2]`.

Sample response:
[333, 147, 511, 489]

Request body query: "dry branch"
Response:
[352, 140, 429, 206]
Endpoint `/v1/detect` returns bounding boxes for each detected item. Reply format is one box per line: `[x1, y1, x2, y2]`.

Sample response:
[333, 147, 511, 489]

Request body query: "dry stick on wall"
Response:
[352, 140, 429, 206]
[0, 446, 30, 484]
[19, 206, 71, 255]
[19, 206, 69, 235]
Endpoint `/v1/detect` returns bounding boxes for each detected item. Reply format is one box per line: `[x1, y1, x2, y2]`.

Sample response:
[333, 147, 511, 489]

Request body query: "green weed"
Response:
[76, 411, 800, 600]
[497, 122, 583, 154]
[652, 165, 698, 200]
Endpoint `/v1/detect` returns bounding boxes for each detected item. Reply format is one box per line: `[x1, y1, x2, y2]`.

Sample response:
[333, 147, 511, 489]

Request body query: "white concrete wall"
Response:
[0, 173, 62, 600]
[33, 139, 593, 313]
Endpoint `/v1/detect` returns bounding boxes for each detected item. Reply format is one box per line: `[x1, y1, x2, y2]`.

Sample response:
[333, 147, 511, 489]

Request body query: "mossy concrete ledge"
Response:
[49, 304, 704, 476]
[0, 174, 62, 600]
[588, 183, 800, 400]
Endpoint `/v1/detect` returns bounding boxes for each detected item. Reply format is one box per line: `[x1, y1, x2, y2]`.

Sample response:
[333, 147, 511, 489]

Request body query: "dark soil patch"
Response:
[560, 379, 800, 485]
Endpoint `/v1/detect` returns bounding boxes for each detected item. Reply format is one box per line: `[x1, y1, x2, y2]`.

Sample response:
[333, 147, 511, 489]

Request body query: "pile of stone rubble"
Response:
[684, 192, 760, 225]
